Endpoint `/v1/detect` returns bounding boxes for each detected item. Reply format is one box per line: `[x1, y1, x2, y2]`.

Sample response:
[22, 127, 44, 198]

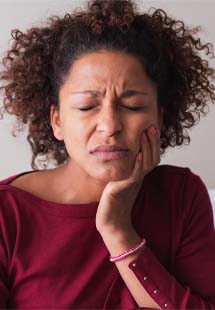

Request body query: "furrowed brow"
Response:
[71, 89, 149, 98]
[119, 90, 149, 99]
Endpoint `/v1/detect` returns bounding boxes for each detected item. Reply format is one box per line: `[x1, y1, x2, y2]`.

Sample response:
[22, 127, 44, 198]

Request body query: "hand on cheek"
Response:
[139, 124, 161, 178]
[95, 124, 161, 234]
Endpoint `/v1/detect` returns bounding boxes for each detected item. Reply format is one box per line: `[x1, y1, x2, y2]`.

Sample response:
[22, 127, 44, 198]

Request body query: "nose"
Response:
[96, 105, 122, 137]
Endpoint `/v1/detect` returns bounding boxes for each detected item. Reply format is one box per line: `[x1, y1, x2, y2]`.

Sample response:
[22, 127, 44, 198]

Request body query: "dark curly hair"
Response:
[0, 0, 215, 170]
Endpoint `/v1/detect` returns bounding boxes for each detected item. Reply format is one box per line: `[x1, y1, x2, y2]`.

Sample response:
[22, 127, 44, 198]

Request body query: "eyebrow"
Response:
[70, 89, 149, 99]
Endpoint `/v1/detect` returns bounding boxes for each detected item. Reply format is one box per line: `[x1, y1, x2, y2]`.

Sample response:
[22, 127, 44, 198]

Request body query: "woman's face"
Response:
[51, 50, 163, 185]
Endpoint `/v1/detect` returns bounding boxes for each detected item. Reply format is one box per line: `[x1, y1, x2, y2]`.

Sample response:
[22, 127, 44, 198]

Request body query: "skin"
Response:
[51, 49, 163, 308]
[8, 49, 162, 308]
[50, 49, 163, 206]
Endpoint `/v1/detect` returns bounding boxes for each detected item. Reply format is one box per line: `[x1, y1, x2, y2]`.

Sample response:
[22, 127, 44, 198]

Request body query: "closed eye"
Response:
[79, 106, 144, 112]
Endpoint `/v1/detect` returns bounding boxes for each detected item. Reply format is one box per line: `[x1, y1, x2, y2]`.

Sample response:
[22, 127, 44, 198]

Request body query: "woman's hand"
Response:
[95, 124, 161, 237]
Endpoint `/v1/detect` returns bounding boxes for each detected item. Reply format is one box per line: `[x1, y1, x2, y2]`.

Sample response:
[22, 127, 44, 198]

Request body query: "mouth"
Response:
[91, 150, 129, 160]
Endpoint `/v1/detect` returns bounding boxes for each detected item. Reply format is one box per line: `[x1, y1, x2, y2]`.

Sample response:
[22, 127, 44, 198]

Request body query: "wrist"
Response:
[110, 238, 146, 263]
[101, 228, 143, 258]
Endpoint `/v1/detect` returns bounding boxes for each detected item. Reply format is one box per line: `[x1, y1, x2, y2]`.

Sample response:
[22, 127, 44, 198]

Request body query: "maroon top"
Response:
[0, 165, 214, 309]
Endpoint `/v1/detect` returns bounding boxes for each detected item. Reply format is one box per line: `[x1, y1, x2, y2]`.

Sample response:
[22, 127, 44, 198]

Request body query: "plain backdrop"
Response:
[0, 0, 215, 190]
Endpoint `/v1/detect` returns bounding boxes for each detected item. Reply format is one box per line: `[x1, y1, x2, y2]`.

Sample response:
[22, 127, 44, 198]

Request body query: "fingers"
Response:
[104, 125, 161, 200]
[140, 124, 161, 175]
[141, 131, 151, 170]
[146, 125, 161, 165]
[125, 124, 161, 185]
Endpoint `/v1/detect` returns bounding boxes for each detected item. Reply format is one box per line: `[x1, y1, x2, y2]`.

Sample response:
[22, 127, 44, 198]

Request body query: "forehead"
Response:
[66, 50, 154, 89]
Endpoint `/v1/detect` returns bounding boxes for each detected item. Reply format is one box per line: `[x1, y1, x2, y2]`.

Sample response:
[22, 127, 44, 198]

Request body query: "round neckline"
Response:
[2, 170, 100, 218]
[1, 169, 148, 218]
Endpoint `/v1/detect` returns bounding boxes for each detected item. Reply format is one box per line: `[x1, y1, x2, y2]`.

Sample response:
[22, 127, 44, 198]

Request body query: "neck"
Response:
[50, 160, 106, 204]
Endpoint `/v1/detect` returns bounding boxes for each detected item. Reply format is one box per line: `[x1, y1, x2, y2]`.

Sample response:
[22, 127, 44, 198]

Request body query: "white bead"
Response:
[143, 276, 148, 280]
[153, 289, 159, 294]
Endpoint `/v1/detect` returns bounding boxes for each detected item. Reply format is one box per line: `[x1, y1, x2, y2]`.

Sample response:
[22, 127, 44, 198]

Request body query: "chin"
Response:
[90, 165, 132, 182]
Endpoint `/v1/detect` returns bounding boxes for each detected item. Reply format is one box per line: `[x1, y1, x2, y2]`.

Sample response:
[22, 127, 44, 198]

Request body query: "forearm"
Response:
[101, 229, 161, 309]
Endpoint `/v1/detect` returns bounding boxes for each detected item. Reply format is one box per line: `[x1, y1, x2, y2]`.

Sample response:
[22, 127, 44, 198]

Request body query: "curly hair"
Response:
[0, 0, 214, 170]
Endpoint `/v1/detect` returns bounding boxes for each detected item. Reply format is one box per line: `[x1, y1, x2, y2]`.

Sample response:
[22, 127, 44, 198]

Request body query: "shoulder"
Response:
[0, 170, 47, 224]
[0, 170, 37, 190]
[0, 170, 38, 185]
[152, 164, 192, 176]
[146, 164, 208, 199]
[0, 170, 46, 201]
[148, 164, 198, 185]
[0, 169, 63, 205]
[146, 165, 212, 224]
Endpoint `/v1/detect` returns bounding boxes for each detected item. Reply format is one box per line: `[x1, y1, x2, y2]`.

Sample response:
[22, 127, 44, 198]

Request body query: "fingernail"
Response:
[138, 152, 143, 161]
[149, 125, 157, 135]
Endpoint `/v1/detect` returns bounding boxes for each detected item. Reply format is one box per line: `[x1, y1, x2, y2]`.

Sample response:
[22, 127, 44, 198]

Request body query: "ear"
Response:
[50, 105, 64, 141]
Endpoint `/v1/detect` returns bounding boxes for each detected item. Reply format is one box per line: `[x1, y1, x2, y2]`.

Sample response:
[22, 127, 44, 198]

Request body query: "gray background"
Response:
[0, 0, 215, 190]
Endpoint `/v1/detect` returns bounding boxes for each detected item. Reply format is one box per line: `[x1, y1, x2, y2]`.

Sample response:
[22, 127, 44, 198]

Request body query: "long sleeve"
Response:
[0, 167, 214, 309]
[0, 191, 12, 308]
[0, 248, 9, 308]
[128, 172, 215, 309]
[0, 249, 9, 308]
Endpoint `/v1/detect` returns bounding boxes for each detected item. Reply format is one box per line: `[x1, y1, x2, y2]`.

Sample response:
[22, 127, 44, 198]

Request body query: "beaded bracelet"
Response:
[109, 238, 146, 263]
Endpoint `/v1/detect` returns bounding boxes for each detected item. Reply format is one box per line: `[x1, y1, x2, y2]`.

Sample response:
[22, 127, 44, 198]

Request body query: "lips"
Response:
[90, 144, 129, 160]
[91, 145, 129, 153]
[92, 150, 128, 160]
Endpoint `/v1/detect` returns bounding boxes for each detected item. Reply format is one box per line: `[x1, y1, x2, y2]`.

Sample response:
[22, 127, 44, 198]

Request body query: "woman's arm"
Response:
[100, 174, 215, 309]
[102, 230, 161, 309]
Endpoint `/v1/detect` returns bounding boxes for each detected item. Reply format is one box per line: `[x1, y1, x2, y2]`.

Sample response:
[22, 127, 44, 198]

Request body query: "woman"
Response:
[0, 0, 214, 308]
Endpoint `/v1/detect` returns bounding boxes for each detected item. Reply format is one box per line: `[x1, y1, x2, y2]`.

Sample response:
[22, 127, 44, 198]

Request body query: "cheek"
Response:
[62, 123, 88, 153]
[141, 110, 159, 129]
[129, 117, 155, 150]
[60, 115, 79, 136]
[131, 118, 150, 136]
